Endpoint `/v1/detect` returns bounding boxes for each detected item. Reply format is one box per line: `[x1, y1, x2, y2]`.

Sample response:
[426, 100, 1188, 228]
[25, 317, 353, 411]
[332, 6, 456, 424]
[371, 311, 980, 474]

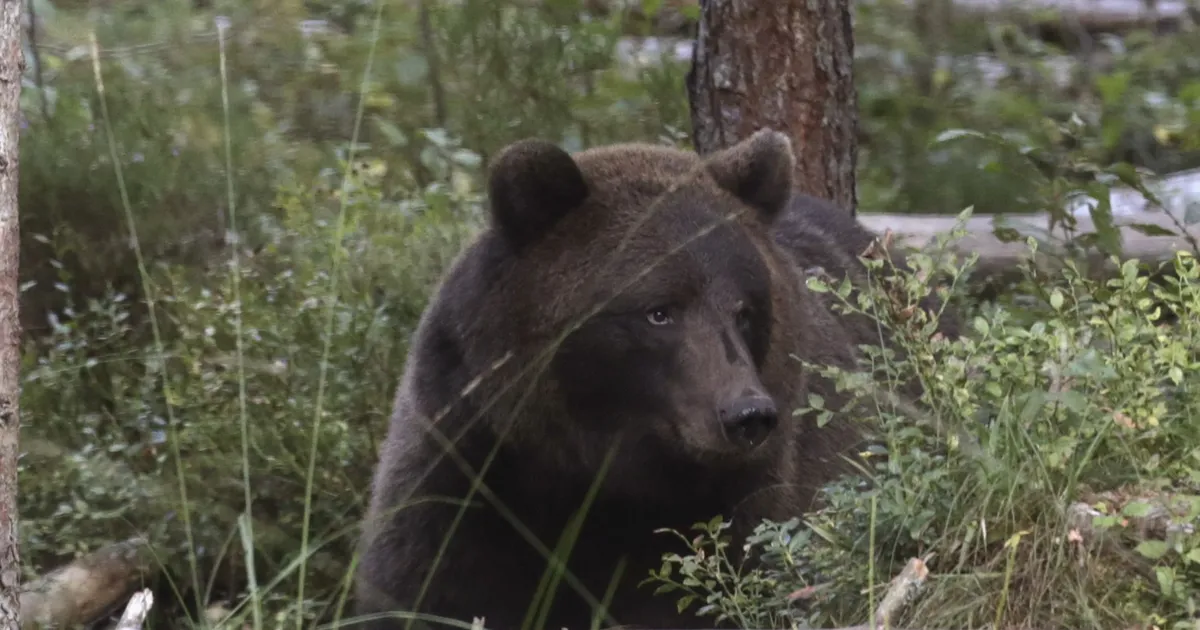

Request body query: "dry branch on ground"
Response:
[20, 538, 156, 630]
[109, 589, 154, 630]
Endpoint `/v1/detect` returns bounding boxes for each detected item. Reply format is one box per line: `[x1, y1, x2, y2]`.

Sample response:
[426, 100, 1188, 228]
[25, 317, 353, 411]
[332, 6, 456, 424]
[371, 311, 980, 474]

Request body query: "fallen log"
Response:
[858, 166, 1200, 283]
[20, 538, 156, 630]
[582, 0, 1196, 38]
[919, 0, 1194, 33]
[860, 208, 1198, 275]
[615, 37, 1101, 93]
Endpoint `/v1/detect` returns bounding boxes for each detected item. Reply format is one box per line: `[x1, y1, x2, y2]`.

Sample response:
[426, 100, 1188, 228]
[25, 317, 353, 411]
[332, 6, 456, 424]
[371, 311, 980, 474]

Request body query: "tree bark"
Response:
[686, 0, 859, 214]
[0, 1, 22, 629]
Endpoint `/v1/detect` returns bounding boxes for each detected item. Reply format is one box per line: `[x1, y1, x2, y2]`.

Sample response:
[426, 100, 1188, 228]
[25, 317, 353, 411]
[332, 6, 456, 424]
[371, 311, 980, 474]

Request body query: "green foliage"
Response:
[853, 0, 1200, 215]
[19, 0, 688, 331]
[647, 223, 1200, 629]
[648, 516, 819, 630]
[20, 145, 484, 625]
[16, 0, 1200, 628]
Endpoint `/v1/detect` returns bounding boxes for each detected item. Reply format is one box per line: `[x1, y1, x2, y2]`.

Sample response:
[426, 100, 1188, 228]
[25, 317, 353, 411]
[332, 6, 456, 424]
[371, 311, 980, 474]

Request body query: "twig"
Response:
[837, 558, 931, 630]
[112, 589, 154, 630]
[873, 557, 930, 628]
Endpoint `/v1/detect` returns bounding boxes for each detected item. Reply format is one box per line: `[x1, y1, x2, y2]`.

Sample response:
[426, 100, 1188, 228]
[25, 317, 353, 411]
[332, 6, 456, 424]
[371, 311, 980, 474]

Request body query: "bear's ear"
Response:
[704, 129, 795, 222]
[487, 138, 590, 249]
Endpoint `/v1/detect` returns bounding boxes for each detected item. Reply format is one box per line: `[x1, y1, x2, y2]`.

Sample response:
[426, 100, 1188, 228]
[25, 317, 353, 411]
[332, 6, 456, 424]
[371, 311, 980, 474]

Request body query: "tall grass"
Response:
[17, 1, 1200, 629]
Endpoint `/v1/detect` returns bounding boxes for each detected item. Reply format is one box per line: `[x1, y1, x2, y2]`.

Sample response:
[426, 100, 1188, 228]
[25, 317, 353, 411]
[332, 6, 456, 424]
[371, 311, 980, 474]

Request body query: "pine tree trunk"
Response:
[0, 0, 22, 628]
[686, 0, 859, 214]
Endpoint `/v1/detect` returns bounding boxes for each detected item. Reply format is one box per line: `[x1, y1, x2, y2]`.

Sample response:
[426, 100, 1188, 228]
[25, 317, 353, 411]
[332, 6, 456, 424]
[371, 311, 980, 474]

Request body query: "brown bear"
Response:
[352, 129, 958, 630]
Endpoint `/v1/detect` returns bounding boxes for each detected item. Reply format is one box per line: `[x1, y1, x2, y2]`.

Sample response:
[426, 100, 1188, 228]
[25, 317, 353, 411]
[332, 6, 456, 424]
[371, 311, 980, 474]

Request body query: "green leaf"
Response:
[1155, 566, 1176, 596]
[1087, 191, 1122, 256]
[395, 54, 430, 86]
[1122, 501, 1154, 518]
[933, 128, 986, 144]
[1126, 222, 1177, 237]
[805, 277, 830, 293]
[450, 149, 481, 168]
[1095, 70, 1131, 105]
[1050, 389, 1088, 413]
[992, 226, 1023, 243]
[1049, 289, 1064, 310]
[373, 116, 408, 147]
[1108, 162, 1144, 189]
[1169, 365, 1184, 385]
[1015, 390, 1047, 425]
[1135, 540, 1170, 560]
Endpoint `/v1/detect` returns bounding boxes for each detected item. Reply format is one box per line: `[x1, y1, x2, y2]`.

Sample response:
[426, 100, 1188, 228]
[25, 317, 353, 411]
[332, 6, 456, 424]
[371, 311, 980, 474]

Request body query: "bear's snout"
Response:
[718, 395, 778, 448]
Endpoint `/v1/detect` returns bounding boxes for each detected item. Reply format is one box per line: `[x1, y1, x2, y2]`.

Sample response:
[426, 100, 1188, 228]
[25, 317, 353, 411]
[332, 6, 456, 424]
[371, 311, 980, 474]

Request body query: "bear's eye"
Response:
[645, 307, 675, 326]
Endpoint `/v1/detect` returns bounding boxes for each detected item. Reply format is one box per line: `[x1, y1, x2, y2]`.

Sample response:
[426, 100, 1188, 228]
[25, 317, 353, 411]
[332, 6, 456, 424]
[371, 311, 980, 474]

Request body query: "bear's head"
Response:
[438, 130, 818, 497]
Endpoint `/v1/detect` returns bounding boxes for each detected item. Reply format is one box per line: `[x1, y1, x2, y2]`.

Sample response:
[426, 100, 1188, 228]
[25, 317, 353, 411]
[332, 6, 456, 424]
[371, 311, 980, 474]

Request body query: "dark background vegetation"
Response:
[14, 0, 1200, 628]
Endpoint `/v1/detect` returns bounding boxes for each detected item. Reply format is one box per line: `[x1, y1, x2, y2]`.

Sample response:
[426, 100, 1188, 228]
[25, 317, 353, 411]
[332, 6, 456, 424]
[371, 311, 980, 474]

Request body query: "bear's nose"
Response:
[718, 397, 778, 447]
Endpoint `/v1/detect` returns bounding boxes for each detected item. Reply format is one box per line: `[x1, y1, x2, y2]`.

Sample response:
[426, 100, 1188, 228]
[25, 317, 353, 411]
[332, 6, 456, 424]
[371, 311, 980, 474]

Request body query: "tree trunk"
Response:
[686, 0, 859, 214]
[0, 1, 22, 629]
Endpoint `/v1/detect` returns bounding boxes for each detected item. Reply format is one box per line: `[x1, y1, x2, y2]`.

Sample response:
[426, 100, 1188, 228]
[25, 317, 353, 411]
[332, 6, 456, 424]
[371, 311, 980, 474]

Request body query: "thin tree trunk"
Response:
[418, 0, 447, 129]
[911, 0, 951, 98]
[0, 0, 22, 629]
[686, 0, 859, 214]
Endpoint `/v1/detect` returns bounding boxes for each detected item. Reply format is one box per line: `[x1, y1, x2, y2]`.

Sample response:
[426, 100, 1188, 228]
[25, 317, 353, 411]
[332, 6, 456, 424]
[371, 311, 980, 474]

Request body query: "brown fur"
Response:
[352, 130, 958, 630]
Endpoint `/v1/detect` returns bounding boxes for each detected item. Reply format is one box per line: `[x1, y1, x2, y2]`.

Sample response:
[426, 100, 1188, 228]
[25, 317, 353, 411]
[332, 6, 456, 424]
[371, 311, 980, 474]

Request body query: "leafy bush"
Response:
[20, 142, 484, 626]
[648, 222, 1200, 629]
